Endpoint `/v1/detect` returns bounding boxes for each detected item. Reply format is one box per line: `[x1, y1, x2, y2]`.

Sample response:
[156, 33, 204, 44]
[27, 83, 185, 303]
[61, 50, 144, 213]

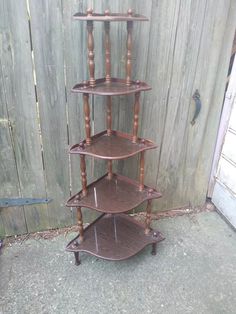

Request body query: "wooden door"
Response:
[211, 56, 236, 228]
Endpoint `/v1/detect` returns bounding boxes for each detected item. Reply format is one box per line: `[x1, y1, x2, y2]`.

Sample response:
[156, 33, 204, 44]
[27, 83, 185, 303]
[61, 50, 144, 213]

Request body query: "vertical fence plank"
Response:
[29, 0, 71, 228]
[0, 64, 26, 236]
[153, 0, 208, 210]
[62, 0, 97, 223]
[0, 0, 48, 235]
[117, 0, 153, 181]
[5, 0, 48, 232]
[1, 0, 236, 237]
[141, 0, 181, 201]
[184, 0, 236, 207]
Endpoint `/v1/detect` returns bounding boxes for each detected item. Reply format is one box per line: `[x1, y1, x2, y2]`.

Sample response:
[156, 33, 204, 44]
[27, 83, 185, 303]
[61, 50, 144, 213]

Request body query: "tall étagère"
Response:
[66, 8, 164, 266]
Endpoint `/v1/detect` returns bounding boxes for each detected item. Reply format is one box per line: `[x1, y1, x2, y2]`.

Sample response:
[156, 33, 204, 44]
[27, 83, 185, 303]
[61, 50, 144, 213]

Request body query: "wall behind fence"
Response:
[0, 0, 236, 236]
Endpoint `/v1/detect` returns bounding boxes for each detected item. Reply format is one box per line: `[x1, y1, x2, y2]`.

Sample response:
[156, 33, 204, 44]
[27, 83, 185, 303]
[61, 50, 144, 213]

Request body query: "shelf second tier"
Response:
[66, 173, 162, 213]
[72, 78, 151, 96]
[70, 130, 156, 159]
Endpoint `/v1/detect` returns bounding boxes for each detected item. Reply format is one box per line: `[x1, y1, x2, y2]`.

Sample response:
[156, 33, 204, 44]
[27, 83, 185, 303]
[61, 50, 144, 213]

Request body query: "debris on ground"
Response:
[2, 202, 215, 248]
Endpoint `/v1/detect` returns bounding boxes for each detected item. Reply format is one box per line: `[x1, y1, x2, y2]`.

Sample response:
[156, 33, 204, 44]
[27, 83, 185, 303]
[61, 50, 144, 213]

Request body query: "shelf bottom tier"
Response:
[66, 213, 164, 261]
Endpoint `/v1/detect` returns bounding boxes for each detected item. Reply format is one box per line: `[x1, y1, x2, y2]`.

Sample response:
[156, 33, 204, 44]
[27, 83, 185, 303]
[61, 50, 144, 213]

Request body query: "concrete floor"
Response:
[0, 211, 236, 314]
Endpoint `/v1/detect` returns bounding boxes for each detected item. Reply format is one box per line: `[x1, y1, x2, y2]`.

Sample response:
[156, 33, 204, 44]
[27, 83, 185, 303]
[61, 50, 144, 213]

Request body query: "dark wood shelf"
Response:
[66, 173, 162, 214]
[72, 78, 151, 96]
[73, 13, 149, 22]
[66, 9, 164, 266]
[66, 213, 164, 261]
[70, 130, 156, 159]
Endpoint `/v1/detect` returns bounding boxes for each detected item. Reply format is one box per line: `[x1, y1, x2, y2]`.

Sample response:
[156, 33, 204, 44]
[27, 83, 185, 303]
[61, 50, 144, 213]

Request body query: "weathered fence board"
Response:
[0, 0, 47, 235]
[0, 0, 236, 236]
[29, 0, 72, 228]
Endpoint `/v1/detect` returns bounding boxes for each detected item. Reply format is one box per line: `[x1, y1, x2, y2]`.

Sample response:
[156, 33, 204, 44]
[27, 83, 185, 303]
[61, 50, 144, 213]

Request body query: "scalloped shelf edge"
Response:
[66, 172, 162, 214]
[71, 77, 151, 96]
[66, 213, 165, 261]
[69, 130, 157, 160]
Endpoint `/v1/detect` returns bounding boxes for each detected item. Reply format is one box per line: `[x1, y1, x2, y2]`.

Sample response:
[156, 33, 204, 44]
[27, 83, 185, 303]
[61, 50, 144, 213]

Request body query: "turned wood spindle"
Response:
[104, 12, 111, 83]
[83, 93, 91, 145]
[145, 200, 152, 234]
[77, 206, 84, 241]
[87, 10, 95, 87]
[139, 151, 145, 191]
[132, 91, 140, 143]
[106, 96, 112, 136]
[80, 155, 87, 196]
[126, 10, 133, 86]
[107, 160, 113, 180]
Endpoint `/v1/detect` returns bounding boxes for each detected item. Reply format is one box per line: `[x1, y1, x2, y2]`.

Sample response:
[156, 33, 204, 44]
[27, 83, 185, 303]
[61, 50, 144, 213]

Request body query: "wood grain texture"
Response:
[83, 94, 91, 145]
[62, 0, 96, 224]
[1, 0, 236, 236]
[104, 20, 111, 82]
[29, 0, 71, 228]
[0, 0, 48, 235]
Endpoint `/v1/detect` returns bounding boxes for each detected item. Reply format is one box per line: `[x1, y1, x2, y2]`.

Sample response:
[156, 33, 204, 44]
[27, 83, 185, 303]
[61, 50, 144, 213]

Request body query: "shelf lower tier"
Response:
[66, 173, 162, 213]
[72, 78, 151, 95]
[70, 130, 156, 159]
[66, 213, 164, 261]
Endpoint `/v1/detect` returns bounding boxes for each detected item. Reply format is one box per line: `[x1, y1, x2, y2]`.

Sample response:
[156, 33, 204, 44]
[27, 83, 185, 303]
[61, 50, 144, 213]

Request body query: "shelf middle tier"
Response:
[66, 173, 162, 214]
[70, 130, 156, 160]
[72, 78, 151, 96]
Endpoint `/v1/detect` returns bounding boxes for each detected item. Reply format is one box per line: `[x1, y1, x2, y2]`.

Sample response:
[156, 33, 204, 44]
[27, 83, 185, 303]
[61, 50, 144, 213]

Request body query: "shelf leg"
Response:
[126, 18, 133, 86]
[74, 252, 81, 266]
[77, 207, 84, 242]
[107, 160, 112, 180]
[106, 95, 112, 136]
[80, 155, 87, 196]
[87, 16, 95, 87]
[139, 151, 145, 191]
[151, 243, 157, 256]
[104, 19, 111, 83]
[145, 200, 152, 234]
[83, 93, 91, 145]
[132, 92, 140, 143]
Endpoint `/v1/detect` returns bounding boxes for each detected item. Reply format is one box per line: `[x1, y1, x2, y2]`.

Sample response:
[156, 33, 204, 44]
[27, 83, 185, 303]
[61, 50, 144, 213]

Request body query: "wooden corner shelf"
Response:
[66, 214, 164, 261]
[66, 173, 162, 214]
[65, 8, 164, 266]
[70, 130, 156, 160]
[72, 78, 151, 96]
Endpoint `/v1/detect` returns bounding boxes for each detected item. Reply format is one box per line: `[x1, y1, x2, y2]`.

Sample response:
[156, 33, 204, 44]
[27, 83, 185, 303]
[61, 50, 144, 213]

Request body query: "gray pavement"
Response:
[0, 211, 236, 314]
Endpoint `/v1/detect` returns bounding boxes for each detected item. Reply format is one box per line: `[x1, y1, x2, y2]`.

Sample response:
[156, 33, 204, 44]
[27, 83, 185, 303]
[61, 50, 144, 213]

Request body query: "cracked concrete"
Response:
[0, 211, 236, 314]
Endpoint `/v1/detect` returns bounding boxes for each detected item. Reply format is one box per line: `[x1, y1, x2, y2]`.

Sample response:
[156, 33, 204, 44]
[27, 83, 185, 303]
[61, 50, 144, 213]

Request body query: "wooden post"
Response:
[132, 91, 140, 143]
[139, 151, 144, 191]
[77, 206, 84, 241]
[80, 155, 87, 196]
[107, 160, 112, 180]
[83, 93, 91, 145]
[106, 95, 112, 136]
[126, 10, 133, 86]
[104, 11, 111, 83]
[145, 200, 152, 234]
[74, 252, 80, 266]
[87, 9, 95, 87]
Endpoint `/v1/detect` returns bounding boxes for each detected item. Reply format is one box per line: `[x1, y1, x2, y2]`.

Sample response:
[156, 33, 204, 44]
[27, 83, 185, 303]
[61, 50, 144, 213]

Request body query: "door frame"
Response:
[208, 53, 236, 197]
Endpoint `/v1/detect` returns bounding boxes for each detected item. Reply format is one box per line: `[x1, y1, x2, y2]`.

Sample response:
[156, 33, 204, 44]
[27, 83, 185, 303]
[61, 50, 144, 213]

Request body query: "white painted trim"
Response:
[208, 56, 236, 197]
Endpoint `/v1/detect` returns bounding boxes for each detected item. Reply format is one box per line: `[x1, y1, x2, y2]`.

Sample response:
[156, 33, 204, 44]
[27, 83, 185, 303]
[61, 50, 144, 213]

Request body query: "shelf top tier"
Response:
[72, 78, 151, 96]
[70, 130, 156, 160]
[73, 11, 149, 22]
[66, 173, 162, 214]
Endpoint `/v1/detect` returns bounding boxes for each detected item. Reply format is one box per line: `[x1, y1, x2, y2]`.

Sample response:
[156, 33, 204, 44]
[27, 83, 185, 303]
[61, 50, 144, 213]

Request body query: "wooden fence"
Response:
[1, 0, 236, 236]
